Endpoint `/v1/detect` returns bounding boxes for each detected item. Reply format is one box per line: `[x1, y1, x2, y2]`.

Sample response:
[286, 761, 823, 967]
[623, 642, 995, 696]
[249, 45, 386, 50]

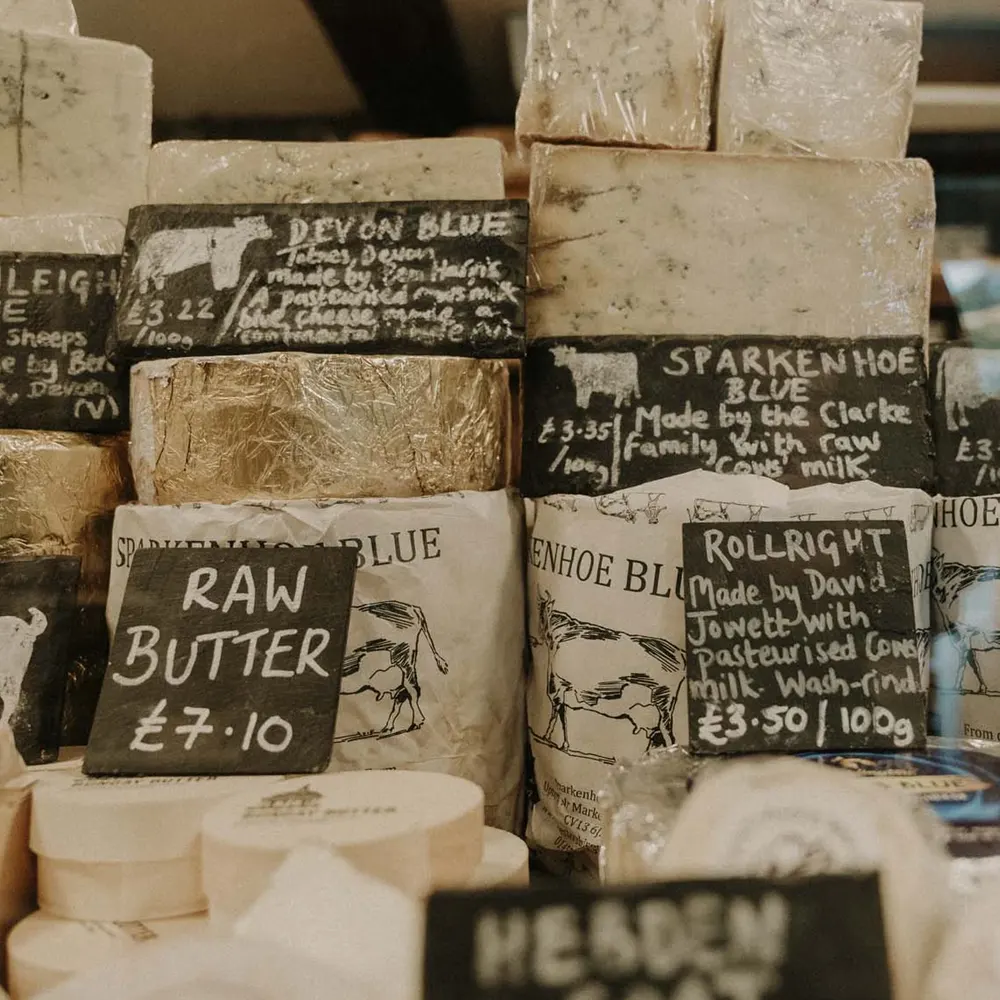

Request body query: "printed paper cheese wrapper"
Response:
[526, 470, 933, 860]
[108, 491, 524, 830]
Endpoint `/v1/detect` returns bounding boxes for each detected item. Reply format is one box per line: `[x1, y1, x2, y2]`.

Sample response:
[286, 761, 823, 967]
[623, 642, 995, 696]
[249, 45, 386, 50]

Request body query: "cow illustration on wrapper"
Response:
[0, 608, 47, 729]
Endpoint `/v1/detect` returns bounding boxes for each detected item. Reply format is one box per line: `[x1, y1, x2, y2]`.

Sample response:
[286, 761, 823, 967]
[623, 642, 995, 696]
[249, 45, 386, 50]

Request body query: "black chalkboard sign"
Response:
[523, 337, 932, 496]
[683, 521, 925, 755]
[930, 343, 1000, 495]
[424, 874, 892, 1000]
[0, 557, 80, 764]
[0, 254, 126, 432]
[84, 547, 357, 776]
[110, 201, 528, 361]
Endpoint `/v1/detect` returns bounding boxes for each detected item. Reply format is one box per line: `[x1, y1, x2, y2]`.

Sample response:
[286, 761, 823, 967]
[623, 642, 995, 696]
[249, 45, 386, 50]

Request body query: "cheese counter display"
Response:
[5, 0, 1000, 997]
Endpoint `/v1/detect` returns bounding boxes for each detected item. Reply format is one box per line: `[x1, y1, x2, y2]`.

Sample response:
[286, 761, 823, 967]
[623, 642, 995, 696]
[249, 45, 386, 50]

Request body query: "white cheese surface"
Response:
[0, 215, 123, 253]
[0, 0, 77, 35]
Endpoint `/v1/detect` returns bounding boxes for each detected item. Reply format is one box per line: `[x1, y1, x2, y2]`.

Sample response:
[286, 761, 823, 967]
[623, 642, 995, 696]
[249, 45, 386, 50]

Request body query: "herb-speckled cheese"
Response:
[516, 0, 717, 149]
[717, 0, 923, 158]
[529, 143, 934, 340]
[0, 215, 123, 253]
[146, 139, 506, 204]
[0, 33, 151, 221]
[0, 0, 77, 35]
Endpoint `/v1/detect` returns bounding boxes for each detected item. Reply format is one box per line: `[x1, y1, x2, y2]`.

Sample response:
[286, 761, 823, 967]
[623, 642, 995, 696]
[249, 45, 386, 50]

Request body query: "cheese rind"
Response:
[0, 0, 78, 35]
[529, 144, 934, 340]
[0, 33, 151, 221]
[146, 139, 506, 204]
[467, 827, 530, 888]
[515, 0, 716, 149]
[717, 0, 923, 158]
[129, 353, 515, 505]
[0, 216, 123, 254]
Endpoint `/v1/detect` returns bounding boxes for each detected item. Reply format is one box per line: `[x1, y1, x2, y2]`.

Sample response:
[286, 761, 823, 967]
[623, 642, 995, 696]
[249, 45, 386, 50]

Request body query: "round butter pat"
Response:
[468, 827, 529, 888]
[7, 910, 209, 1000]
[202, 771, 484, 919]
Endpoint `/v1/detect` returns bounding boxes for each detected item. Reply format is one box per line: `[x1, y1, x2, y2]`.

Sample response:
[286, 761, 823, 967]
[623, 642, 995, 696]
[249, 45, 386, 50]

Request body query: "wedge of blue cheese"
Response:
[516, 0, 717, 149]
[0, 215, 123, 253]
[146, 139, 507, 204]
[529, 143, 934, 340]
[0, 0, 78, 35]
[717, 0, 923, 158]
[0, 33, 151, 220]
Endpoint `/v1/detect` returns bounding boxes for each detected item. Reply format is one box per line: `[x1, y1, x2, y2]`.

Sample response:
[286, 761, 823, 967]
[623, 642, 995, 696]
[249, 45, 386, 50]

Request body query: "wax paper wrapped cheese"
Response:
[717, 0, 923, 158]
[129, 353, 515, 505]
[146, 138, 505, 204]
[0, 33, 151, 221]
[0, 216, 122, 254]
[529, 144, 935, 340]
[0, 0, 78, 35]
[107, 491, 525, 829]
[515, 0, 717, 150]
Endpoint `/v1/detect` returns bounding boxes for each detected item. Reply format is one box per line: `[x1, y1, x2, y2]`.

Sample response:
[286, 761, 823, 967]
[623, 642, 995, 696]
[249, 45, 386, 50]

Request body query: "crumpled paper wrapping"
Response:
[717, 0, 922, 159]
[146, 138, 505, 204]
[529, 143, 935, 340]
[0, 216, 123, 254]
[130, 353, 515, 505]
[515, 0, 717, 150]
[0, 432, 133, 743]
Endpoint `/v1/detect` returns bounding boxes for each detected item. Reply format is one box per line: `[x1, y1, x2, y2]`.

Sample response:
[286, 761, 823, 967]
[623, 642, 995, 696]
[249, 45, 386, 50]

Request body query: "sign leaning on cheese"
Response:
[108, 491, 525, 828]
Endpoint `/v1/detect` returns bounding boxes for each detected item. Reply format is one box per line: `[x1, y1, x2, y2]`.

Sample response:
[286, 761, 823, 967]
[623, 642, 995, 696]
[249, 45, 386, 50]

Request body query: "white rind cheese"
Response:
[467, 827, 530, 888]
[717, 0, 923, 158]
[529, 144, 935, 340]
[146, 138, 506, 204]
[0, 0, 78, 36]
[0, 215, 123, 253]
[0, 33, 151, 221]
[516, 0, 717, 150]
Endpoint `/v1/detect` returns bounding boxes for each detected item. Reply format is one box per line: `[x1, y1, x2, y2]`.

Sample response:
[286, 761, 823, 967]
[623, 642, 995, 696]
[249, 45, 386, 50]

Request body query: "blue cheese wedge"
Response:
[717, 0, 923, 158]
[0, 215, 123, 253]
[0, 33, 151, 220]
[146, 139, 506, 204]
[0, 0, 77, 34]
[529, 143, 934, 340]
[516, 0, 716, 149]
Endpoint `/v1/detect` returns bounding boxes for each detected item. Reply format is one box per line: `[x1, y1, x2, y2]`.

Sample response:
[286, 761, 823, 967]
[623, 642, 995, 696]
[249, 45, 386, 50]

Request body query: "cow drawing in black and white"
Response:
[595, 492, 669, 525]
[0, 608, 46, 729]
[688, 499, 767, 523]
[531, 591, 685, 762]
[931, 549, 1000, 694]
[335, 600, 449, 741]
[135, 216, 274, 293]
[550, 346, 640, 409]
[936, 348, 1000, 432]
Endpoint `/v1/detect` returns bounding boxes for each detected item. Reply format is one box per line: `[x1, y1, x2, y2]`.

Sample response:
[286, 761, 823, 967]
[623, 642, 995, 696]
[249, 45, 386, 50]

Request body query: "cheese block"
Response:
[529, 144, 935, 340]
[654, 758, 950, 1000]
[146, 138, 506, 204]
[717, 0, 922, 158]
[0, 781, 33, 984]
[515, 0, 716, 149]
[7, 911, 210, 1000]
[129, 353, 515, 505]
[467, 827, 529, 888]
[927, 892, 1000, 1000]
[0, 216, 123, 254]
[202, 772, 484, 920]
[0, 33, 151, 221]
[0, 0, 77, 35]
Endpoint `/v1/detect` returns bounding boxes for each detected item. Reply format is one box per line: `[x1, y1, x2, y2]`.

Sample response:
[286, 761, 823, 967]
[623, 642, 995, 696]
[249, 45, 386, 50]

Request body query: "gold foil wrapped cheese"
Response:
[130, 353, 516, 505]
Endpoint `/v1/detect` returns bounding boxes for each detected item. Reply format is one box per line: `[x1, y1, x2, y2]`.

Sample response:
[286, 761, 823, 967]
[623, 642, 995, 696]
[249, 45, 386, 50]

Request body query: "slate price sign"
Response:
[84, 547, 357, 776]
[424, 874, 892, 1000]
[683, 520, 925, 755]
[111, 201, 528, 361]
[0, 556, 81, 765]
[930, 343, 1000, 496]
[522, 336, 931, 496]
[0, 254, 126, 432]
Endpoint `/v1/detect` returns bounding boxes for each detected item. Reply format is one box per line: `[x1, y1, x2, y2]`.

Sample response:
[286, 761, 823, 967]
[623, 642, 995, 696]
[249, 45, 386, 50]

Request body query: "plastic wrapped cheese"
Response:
[0, 33, 151, 221]
[146, 138, 506, 204]
[515, 0, 717, 150]
[717, 0, 923, 158]
[0, 216, 123, 253]
[0, 0, 77, 35]
[529, 144, 935, 340]
[129, 354, 515, 505]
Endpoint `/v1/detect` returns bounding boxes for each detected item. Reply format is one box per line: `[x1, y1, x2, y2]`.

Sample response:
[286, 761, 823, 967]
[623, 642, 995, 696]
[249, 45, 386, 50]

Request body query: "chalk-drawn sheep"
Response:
[0, 608, 47, 728]
[550, 346, 640, 409]
[135, 216, 274, 293]
[936, 348, 1000, 432]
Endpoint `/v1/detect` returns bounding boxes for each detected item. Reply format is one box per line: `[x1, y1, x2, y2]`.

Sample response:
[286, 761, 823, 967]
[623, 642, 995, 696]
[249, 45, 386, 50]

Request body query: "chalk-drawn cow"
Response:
[135, 216, 274, 293]
[533, 591, 685, 757]
[550, 346, 640, 409]
[936, 348, 1000, 432]
[0, 609, 47, 728]
[336, 600, 449, 740]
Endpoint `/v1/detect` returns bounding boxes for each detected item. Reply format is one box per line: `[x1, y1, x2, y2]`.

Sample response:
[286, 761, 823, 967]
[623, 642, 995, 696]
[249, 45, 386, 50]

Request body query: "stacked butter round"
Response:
[201, 770, 487, 924]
